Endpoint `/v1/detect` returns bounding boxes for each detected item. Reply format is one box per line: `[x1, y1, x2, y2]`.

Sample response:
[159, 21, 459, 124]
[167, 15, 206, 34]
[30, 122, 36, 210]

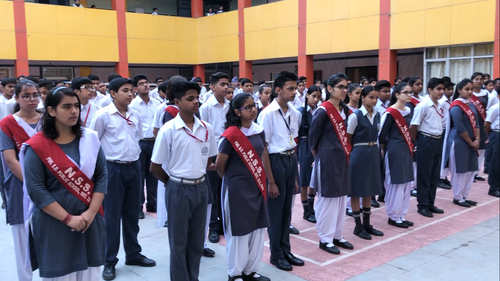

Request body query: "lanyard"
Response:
[278, 109, 292, 134]
[432, 105, 443, 118]
[82, 104, 91, 127]
[117, 111, 133, 126]
[183, 120, 208, 142]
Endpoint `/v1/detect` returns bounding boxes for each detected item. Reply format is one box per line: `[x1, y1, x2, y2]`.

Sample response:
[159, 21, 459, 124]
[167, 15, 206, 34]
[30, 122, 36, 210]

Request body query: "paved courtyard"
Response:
[0, 176, 498, 281]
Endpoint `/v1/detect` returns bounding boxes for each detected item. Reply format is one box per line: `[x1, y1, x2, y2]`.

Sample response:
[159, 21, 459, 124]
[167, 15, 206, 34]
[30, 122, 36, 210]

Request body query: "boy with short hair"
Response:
[151, 80, 217, 281]
[438, 79, 455, 189]
[410, 78, 446, 218]
[72, 77, 101, 128]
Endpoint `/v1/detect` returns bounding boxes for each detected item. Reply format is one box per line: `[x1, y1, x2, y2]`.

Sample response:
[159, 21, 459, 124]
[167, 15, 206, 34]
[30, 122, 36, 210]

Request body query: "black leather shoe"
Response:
[333, 239, 354, 250]
[429, 206, 444, 214]
[203, 248, 215, 257]
[410, 189, 417, 197]
[371, 198, 380, 208]
[465, 199, 477, 206]
[138, 211, 145, 219]
[319, 242, 340, 254]
[388, 218, 408, 228]
[488, 189, 500, 197]
[438, 179, 452, 189]
[125, 254, 156, 267]
[453, 199, 471, 208]
[243, 272, 271, 281]
[209, 230, 220, 243]
[365, 224, 384, 236]
[102, 264, 116, 280]
[288, 225, 300, 235]
[403, 220, 414, 227]
[304, 213, 317, 223]
[270, 258, 292, 271]
[377, 195, 385, 203]
[474, 175, 485, 181]
[284, 251, 304, 266]
[418, 208, 433, 218]
[354, 224, 371, 240]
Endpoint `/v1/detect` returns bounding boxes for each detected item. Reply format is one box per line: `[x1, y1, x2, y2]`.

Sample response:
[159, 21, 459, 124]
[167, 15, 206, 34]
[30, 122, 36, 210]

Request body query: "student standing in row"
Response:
[410, 78, 445, 218]
[470, 72, 488, 181]
[150, 80, 217, 281]
[130, 75, 160, 217]
[446, 79, 480, 208]
[344, 83, 361, 216]
[91, 78, 156, 281]
[438, 79, 455, 190]
[199, 72, 230, 252]
[0, 80, 41, 281]
[258, 71, 304, 270]
[72, 77, 101, 128]
[297, 86, 321, 223]
[309, 74, 353, 255]
[22, 87, 106, 281]
[347, 86, 384, 240]
[485, 87, 500, 197]
[379, 82, 415, 228]
[216, 93, 272, 281]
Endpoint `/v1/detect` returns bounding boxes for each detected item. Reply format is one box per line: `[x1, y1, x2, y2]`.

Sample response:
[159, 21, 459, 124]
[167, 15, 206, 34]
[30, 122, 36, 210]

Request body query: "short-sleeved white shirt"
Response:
[152, 102, 168, 129]
[151, 115, 217, 179]
[199, 94, 229, 139]
[130, 96, 160, 139]
[257, 99, 301, 154]
[80, 103, 101, 128]
[347, 105, 378, 134]
[486, 103, 499, 130]
[410, 95, 444, 136]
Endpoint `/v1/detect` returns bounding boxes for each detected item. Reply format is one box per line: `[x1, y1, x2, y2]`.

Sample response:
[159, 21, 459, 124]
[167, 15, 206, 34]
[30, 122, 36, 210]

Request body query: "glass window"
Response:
[449, 59, 471, 85]
[474, 43, 493, 56]
[450, 46, 471, 58]
[425, 47, 447, 59]
[474, 58, 493, 75]
[426, 61, 446, 80]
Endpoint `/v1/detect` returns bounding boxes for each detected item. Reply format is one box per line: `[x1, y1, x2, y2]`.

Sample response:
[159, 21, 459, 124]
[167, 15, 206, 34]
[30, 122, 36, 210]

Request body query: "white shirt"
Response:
[486, 103, 499, 131]
[153, 102, 168, 129]
[199, 94, 230, 139]
[129, 96, 160, 138]
[293, 91, 306, 110]
[80, 102, 101, 128]
[200, 89, 212, 104]
[0, 96, 15, 120]
[347, 105, 378, 134]
[91, 92, 112, 108]
[439, 95, 452, 130]
[410, 95, 444, 136]
[151, 115, 217, 178]
[487, 90, 498, 110]
[375, 99, 390, 116]
[90, 103, 143, 161]
[257, 99, 301, 153]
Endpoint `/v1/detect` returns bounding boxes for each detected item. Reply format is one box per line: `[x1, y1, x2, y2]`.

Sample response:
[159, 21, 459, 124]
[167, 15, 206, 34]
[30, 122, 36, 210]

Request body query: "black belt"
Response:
[107, 160, 137, 165]
[419, 132, 442, 139]
[270, 149, 295, 156]
[140, 138, 155, 142]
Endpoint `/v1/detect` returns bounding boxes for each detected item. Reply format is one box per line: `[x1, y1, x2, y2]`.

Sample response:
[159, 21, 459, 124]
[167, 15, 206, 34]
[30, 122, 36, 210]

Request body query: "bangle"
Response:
[62, 214, 72, 225]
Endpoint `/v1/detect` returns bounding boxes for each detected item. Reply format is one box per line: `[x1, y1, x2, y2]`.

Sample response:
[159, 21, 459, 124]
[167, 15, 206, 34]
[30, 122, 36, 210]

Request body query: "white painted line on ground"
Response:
[319, 197, 498, 267]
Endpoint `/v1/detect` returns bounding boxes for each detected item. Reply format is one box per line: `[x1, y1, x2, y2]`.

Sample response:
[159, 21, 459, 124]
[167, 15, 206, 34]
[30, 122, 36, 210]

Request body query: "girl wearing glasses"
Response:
[379, 82, 415, 228]
[0, 80, 42, 281]
[216, 93, 272, 281]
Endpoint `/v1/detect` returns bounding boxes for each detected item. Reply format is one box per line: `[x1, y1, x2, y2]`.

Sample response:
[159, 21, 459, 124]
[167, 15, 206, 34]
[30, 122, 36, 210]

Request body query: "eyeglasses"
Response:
[241, 104, 256, 111]
[81, 85, 96, 91]
[20, 93, 41, 100]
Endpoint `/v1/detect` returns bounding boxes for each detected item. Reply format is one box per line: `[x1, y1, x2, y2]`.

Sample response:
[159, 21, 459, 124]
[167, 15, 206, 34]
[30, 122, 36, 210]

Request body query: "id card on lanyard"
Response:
[278, 109, 295, 147]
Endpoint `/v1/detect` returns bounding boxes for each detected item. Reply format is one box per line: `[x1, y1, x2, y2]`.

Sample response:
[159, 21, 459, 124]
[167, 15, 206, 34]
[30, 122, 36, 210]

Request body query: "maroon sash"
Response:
[409, 97, 420, 107]
[451, 100, 478, 138]
[221, 126, 267, 200]
[27, 133, 104, 216]
[321, 101, 351, 159]
[469, 95, 486, 121]
[386, 107, 414, 156]
[165, 105, 179, 118]
[0, 115, 31, 151]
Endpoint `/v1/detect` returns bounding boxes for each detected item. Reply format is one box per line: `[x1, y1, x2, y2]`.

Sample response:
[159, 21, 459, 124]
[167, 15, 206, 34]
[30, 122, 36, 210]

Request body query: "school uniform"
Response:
[471, 90, 488, 172]
[347, 106, 382, 197]
[439, 96, 452, 180]
[91, 92, 112, 108]
[375, 99, 390, 116]
[298, 106, 315, 188]
[444, 98, 479, 203]
[130, 96, 160, 213]
[0, 97, 15, 212]
[0, 114, 41, 281]
[309, 104, 349, 248]
[407, 96, 420, 191]
[80, 103, 101, 128]
[379, 107, 414, 224]
[90, 103, 145, 267]
[293, 90, 306, 110]
[151, 115, 217, 281]
[257, 99, 301, 264]
[219, 123, 269, 278]
[410, 96, 445, 212]
[199, 95, 230, 238]
[486, 103, 499, 196]
[22, 128, 107, 280]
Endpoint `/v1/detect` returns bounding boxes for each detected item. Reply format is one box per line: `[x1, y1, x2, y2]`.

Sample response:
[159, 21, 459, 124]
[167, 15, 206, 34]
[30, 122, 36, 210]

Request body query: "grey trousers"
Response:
[166, 179, 208, 281]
